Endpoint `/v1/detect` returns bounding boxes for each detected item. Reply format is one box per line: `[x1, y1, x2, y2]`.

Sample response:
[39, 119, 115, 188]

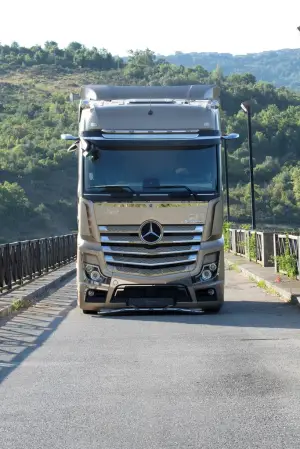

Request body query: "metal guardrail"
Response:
[1, 228, 299, 292]
[233, 229, 264, 264]
[0, 234, 77, 293]
[274, 233, 299, 279]
[228, 228, 300, 278]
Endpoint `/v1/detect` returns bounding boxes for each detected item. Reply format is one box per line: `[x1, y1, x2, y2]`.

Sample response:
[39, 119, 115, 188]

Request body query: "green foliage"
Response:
[4, 43, 300, 91]
[275, 235, 298, 279]
[223, 221, 232, 251]
[248, 233, 257, 261]
[236, 228, 257, 261]
[11, 298, 31, 311]
[0, 42, 123, 73]
[1, 43, 300, 242]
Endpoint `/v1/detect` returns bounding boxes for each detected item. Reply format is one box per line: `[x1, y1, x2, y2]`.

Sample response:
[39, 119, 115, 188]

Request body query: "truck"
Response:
[62, 84, 238, 315]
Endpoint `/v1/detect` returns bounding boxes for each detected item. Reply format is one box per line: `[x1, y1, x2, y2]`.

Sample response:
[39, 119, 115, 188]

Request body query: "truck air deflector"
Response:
[80, 84, 220, 102]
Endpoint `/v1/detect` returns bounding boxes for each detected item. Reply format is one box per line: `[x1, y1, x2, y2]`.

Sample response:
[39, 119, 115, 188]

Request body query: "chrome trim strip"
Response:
[99, 225, 204, 234]
[99, 225, 136, 232]
[106, 264, 194, 276]
[104, 254, 197, 267]
[100, 235, 202, 244]
[102, 245, 200, 256]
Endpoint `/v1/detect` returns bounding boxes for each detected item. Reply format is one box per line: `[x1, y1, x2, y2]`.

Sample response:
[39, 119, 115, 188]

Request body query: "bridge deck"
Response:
[1, 269, 300, 448]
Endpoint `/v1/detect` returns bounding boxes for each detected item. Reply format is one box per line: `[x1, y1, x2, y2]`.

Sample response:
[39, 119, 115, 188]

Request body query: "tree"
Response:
[127, 49, 156, 67]
[1, 41, 300, 241]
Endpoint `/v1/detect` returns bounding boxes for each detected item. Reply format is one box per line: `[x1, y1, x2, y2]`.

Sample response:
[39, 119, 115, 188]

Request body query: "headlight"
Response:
[200, 262, 218, 281]
[83, 263, 105, 284]
[209, 263, 217, 272]
[201, 269, 213, 281]
[193, 253, 219, 283]
[85, 264, 94, 273]
[90, 270, 101, 281]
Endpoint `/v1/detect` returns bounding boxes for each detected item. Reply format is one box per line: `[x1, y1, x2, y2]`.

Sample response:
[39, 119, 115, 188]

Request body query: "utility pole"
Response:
[222, 133, 239, 223]
[241, 102, 256, 230]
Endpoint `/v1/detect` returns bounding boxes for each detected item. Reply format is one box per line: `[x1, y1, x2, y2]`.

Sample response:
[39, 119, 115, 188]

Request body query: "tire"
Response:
[82, 310, 98, 315]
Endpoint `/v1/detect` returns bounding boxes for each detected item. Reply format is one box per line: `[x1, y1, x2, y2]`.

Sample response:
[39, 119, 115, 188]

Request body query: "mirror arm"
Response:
[67, 141, 79, 152]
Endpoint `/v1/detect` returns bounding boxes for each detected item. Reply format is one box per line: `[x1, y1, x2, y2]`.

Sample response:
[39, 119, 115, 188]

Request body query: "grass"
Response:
[226, 259, 292, 303]
[227, 262, 240, 273]
[256, 279, 285, 299]
[11, 297, 33, 312]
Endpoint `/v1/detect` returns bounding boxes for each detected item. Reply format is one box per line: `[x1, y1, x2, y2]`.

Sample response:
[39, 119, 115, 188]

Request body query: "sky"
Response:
[1, 0, 300, 56]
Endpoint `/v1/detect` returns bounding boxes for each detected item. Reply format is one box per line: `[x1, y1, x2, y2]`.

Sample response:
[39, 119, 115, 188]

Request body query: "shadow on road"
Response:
[1, 272, 300, 385]
[0, 280, 76, 384]
[92, 299, 300, 329]
[91, 271, 300, 328]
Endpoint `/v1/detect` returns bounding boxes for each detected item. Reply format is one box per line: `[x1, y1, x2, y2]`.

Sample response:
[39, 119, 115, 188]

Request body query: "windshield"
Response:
[83, 145, 218, 195]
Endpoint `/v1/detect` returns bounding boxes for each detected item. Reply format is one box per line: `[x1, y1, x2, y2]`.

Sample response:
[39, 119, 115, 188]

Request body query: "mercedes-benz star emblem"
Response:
[139, 220, 163, 245]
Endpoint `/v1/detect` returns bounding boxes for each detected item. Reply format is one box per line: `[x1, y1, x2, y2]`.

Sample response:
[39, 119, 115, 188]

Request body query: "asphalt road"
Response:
[1, 269, 300, 449]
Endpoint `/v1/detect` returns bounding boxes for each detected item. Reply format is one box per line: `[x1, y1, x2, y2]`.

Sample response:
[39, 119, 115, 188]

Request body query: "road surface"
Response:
[1, 269, 300, 449]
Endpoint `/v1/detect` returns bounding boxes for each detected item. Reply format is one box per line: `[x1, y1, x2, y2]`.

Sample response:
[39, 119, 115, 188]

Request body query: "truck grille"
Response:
[99, 224, 202, 276]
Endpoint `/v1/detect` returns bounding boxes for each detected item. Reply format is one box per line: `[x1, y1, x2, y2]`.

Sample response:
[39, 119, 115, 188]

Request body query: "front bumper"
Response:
[77, 274, 224, 311]
[78, 236, 225, 311]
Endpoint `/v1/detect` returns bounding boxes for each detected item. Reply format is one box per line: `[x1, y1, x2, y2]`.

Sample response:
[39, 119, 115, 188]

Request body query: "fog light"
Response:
[202, 269, 212, 281]
[208, 289, 215, 296]
[88, 290, 95, 296]
[90, 270, 101, 281]
[209, 263, 217, 272]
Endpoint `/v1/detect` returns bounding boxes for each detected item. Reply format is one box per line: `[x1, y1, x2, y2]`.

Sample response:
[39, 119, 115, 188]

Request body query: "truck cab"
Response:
[62, 84, 236, 314]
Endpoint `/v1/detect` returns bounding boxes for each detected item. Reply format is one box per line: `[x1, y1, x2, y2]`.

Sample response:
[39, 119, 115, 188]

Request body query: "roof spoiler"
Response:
[80, 84, 220, 102]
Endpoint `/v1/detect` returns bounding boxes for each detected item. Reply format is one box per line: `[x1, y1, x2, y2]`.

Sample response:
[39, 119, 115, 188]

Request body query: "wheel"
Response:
[82, 310, 98, 315]
[202, 305, 222, 314]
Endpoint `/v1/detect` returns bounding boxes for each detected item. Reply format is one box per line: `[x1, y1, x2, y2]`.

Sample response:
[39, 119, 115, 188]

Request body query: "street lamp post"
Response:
[221, 133, 239, 222]
[223, 138, 230, 221]
[241, 101, 256, 230]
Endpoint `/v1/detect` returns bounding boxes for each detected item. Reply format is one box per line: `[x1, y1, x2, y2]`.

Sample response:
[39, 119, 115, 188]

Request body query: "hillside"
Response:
[1, 44, 300, 243]
[2, 42, 300, 90]
[161, 49, 300, 91]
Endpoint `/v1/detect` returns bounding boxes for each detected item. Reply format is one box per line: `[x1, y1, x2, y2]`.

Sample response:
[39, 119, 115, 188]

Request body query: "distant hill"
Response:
[2, 43, 300, 91]
[1, 45, 300, 242]
[158, 49, 300, 91]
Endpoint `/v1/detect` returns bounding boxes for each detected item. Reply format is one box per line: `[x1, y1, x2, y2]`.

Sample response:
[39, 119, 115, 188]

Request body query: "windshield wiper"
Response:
[88, 185, 136, 195]
[146, 184, 198, 200]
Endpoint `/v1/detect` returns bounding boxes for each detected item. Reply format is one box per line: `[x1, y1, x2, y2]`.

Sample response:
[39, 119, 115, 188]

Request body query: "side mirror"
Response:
[61, 133, 79, 141]
[222, 133, 239, 140]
